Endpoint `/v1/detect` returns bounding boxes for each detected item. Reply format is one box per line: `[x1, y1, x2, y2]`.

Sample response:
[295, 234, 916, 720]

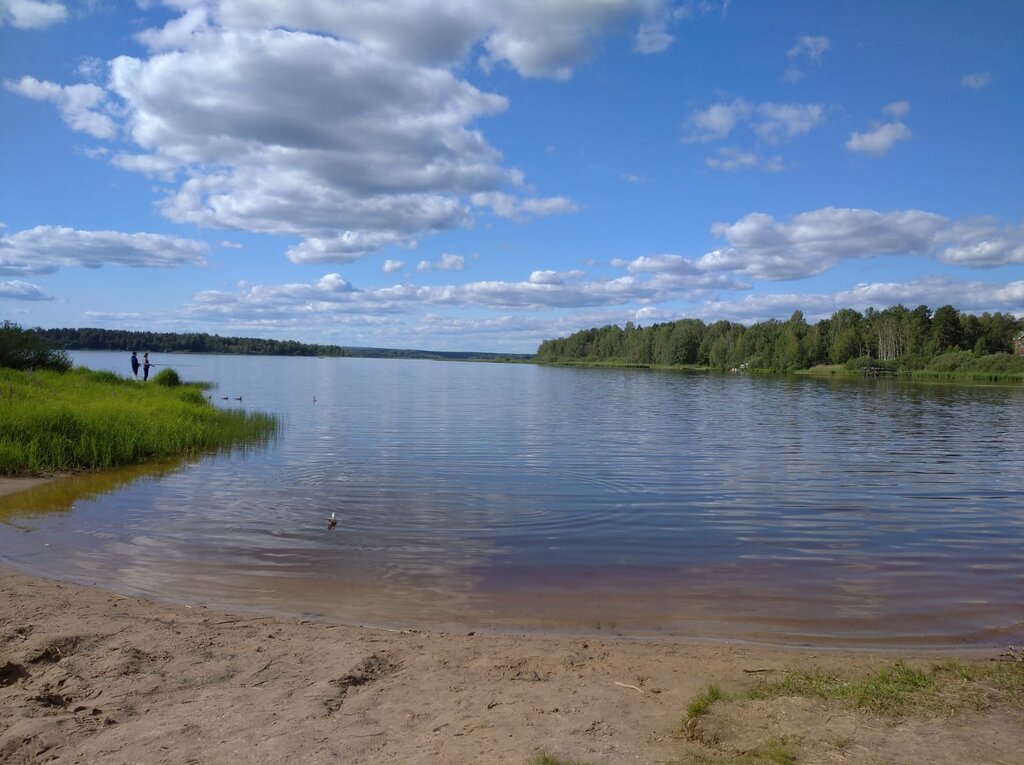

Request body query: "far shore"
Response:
[1, 476, 1021, 764]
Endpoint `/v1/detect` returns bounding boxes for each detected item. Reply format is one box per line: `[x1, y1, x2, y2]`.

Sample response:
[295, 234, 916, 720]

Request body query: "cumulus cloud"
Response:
[695, 276, 1024, 324]
[0, 280, 53, 300]
[0, 0, 67, 28]
[846, 102, 911, 156]
[846, 122, 911, 156]
[701, 208, 946, 279]
[940, 219, 1024, 267]
[416, 253, 465, 272]
[784, 34, 829, 82]
[3, 76, 116, 139]
[960, 72, 991, 90]
[382, 259, 405, 274]
[754, 103, 824, 143]
[705, 147, 785, 172]
[528, 269, 585, 285]
[9, 4, 611, 263]
[174, 0, 685, 79]
[681, 99, 751, 143]
[682, 99, 824, 144]
[615, 207, 1024, 282]
[883, 100, 910, 119]
[470, 192, 580, 222]
[286, 232, 415, 265]
[0, 225, 208, 276]
[174, 263, 741, 328]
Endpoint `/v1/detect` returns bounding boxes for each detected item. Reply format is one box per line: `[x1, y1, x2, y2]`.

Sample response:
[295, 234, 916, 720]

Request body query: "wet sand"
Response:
[0, 477, 56, 499]
[1, 478, 1021, 764]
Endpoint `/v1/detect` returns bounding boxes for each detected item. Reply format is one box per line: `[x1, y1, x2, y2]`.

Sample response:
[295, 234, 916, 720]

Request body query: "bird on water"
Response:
[327, 512, 337, 530]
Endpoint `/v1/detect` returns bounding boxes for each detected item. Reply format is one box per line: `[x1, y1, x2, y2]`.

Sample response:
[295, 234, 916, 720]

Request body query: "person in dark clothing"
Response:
[130, 351, 140, 380]
[143, 352, 153, 381]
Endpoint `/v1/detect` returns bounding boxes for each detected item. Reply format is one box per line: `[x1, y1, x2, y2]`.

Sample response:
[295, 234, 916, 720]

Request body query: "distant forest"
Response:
[536, 305, 1024, 376]
[30, 327, 530, 362]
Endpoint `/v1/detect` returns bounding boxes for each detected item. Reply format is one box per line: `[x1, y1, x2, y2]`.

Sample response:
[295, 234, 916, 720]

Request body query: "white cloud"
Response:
[471, 192, 580, 222]
[382, 259, 405, 274]
[76, 56, 106, 82]
[6, 3, 681, 264]
[0, 225, 209, 276]
[634, 19, 674, 54]
[194, 0, 685, 79]
[3, 76, 116, 139]
[683, 99, 824, 145]
[784, 34, 829, 82]
[0, 0, 67, 28]
[701, 208, 947, 279]
[846, 122, 911, 156]
[694, 276, 1024, 324]
[172, 264, 741, 329]
[754, 103, 824, 143]
[705, 147, 785, 172]
[681, 99, 751, 143]
[940, 219, 1024, 267]
[788, 35, 829, 62]
[883, 100, 910, 119]
[286, 232, 414, 265]
[960, 72, 991, 90]
[528, 269, 585, 285]
[847, 102, 911, 156]
[0, 280, 53, 300]
[417, 253, 466, 272]
[615, 207, 1024, 283]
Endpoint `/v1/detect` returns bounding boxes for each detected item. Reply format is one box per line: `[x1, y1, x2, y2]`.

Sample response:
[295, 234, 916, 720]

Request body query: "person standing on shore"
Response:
[143, 352, 153, 381]
[130, 351, 140, 380]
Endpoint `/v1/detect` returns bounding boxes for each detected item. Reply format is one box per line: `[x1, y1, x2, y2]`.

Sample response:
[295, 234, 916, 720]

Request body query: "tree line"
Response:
[535, 305, 1024, 375]
[24, 326, 532, 362]
[30, 327, 353, 358]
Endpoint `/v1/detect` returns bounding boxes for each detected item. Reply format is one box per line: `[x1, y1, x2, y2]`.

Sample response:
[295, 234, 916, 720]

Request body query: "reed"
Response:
[0, 366, 278, 475]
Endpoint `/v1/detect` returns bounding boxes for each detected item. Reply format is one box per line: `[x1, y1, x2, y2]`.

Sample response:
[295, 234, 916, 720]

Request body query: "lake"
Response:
[1, 351, 1022, 648]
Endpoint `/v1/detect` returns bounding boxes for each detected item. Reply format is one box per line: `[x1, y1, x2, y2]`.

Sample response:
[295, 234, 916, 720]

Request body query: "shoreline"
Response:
[0, 476, 57, 499]
[2, 477, 1020, 762]
[2, 576, 1021, 763]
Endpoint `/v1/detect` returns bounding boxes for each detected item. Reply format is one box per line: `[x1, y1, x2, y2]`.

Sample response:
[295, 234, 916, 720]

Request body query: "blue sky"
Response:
[1, 0, 1022, 353]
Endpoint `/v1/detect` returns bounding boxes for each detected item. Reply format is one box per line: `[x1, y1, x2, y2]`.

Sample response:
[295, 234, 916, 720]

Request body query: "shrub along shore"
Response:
[0, 365, 278, 476]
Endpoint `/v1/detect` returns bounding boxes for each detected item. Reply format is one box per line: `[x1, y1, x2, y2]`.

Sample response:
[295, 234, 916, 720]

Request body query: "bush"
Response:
[0, 321, 72, 372]
[927, 351, 974, 372]
[153, 367, 182, 387]
[178, 388, 206, 406]
[844, 355, 875, 371]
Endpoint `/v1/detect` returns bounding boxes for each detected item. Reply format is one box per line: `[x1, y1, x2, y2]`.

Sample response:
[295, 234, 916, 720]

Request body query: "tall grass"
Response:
[0, 366, 278, 475]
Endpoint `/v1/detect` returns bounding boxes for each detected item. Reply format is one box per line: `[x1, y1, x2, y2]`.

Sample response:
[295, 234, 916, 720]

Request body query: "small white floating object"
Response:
[327, 512, 337, 530]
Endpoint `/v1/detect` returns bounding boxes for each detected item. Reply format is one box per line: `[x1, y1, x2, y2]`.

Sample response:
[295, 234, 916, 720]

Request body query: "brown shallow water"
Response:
[2, 352, 1022, 648]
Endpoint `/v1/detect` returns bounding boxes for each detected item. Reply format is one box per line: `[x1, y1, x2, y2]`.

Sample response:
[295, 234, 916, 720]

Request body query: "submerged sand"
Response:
[1, 478, 1021, 764]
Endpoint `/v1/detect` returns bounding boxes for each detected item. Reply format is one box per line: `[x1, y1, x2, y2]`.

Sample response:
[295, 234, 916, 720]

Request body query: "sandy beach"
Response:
[1, 479, 1021, 764]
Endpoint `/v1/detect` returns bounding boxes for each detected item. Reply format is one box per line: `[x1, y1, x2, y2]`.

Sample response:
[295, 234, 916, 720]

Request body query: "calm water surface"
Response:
[1, 351, 1021, 647]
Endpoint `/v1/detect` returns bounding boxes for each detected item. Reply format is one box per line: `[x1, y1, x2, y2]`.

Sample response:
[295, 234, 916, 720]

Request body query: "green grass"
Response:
[686, 683, 727, 721]
[749, 659, 1024, 717]
[0, 366, 278, 475]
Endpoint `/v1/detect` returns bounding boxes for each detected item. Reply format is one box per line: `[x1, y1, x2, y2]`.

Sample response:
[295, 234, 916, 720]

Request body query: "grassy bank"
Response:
[0, 366, 278, 475]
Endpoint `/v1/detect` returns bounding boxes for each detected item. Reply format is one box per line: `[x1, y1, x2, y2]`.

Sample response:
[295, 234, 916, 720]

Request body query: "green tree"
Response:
[828, 308, 864, 363]
[0, 322, 72, 371]
[932, 305, 963, 353]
